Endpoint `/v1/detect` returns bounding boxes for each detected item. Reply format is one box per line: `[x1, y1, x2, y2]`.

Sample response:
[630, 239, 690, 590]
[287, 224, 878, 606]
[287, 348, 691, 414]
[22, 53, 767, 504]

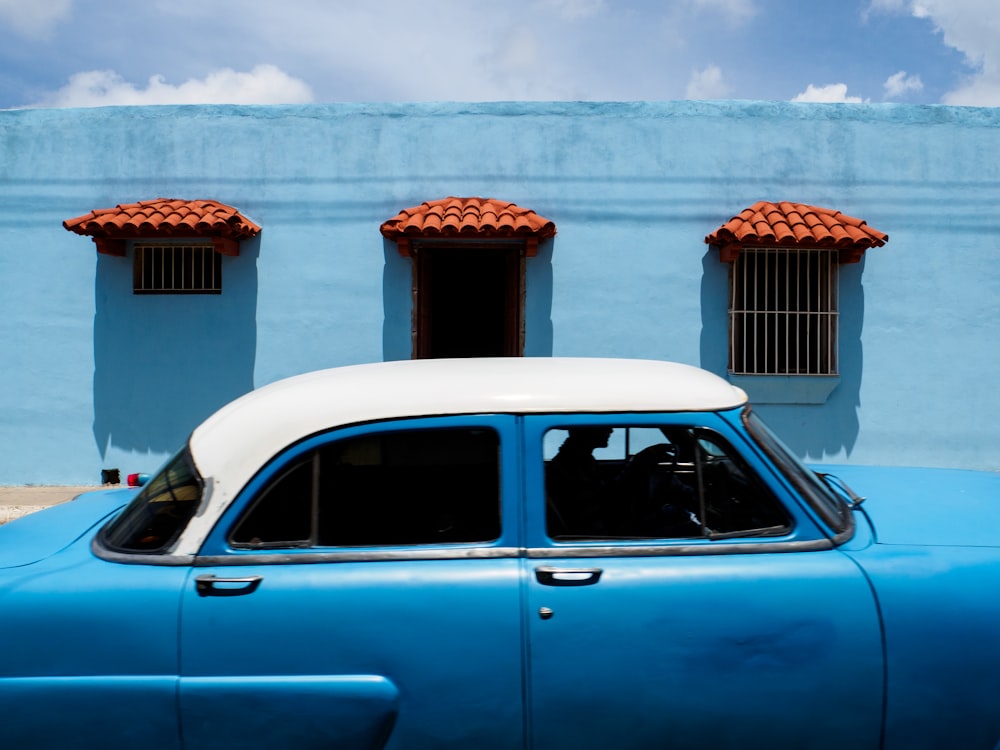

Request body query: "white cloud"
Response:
[0, 0, 71, 36]
[211, 3, 593, 101]
[943, 76, 1000, 105]
[791, 83, 868, 103]
[100, 0, 745, 103]
[883, 70, 924, 98]
[685, 65, 732, 99]
[31, 65, 314, 108]
[870, 0, 1000, 105]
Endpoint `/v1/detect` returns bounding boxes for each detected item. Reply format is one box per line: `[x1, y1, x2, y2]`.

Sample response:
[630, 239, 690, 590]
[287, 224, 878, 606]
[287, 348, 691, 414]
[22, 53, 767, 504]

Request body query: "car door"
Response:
[523, 413, 884, 750]
[179, 416, 525, 750]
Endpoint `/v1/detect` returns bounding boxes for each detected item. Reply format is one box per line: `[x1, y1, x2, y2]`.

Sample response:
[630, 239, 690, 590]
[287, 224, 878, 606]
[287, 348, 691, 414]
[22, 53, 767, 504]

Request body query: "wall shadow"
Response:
[700, 249, 864, 461]
[93, 238, 259, 459]
[381, 237, 555, 360]
[698, 249, 730, 378]
[382, 239, 413, 361]
[524, 238, 554, 356]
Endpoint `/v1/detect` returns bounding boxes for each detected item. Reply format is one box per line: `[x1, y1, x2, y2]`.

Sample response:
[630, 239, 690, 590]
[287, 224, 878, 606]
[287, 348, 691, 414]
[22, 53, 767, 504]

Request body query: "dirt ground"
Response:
[0, 487, 100, 525]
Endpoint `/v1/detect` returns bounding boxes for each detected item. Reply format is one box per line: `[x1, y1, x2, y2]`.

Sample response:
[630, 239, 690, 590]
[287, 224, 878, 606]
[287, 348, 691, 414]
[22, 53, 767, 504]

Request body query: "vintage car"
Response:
[2, 357, 999, 749]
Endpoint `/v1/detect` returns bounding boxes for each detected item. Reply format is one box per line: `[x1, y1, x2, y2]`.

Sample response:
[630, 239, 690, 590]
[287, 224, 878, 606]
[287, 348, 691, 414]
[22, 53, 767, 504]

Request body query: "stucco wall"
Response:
[1, 101, 998, 483]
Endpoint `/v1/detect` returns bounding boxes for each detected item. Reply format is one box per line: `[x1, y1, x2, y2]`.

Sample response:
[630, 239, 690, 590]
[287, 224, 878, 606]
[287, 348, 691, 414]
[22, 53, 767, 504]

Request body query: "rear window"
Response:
[100, 447, 204, 553]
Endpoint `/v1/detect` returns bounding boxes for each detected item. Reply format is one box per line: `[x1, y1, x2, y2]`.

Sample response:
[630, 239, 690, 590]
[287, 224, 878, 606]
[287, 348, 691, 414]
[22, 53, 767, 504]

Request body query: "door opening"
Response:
[414, 246, 523, 358]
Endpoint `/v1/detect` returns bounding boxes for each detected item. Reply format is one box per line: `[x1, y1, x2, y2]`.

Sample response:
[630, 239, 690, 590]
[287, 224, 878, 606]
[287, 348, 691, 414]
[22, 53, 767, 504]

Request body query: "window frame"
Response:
[728, 246, 839, 376]
[198, 415, 520, 562]
[133, 240, 223, 295]
[411, 240, 525, 359]
[540, 422, 793, 543]
[522, 412, 834, 558]
[98, 446, 205, 555]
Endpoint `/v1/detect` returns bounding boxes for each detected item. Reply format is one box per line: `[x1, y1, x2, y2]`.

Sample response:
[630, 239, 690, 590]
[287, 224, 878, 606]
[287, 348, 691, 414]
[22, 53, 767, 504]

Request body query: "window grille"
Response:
[729, 248, 838, 375]
[133, 243, 221, 294]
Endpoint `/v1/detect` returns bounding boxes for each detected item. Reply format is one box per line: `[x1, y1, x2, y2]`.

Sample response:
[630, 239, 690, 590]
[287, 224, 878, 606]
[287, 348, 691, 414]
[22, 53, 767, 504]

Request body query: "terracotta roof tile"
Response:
[63, 198, 261, 241]
[380, 197, 556, 241]
[705, 201, 887, 263]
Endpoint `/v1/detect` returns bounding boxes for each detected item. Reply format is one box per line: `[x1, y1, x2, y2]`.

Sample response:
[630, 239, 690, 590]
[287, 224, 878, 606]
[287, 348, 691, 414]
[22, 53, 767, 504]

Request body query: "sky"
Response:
[0, 0, 998, 109]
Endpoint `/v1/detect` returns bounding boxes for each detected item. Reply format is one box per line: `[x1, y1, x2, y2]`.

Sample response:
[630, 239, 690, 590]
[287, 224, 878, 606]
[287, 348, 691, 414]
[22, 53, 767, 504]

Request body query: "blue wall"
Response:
[1, 101, 998, 483]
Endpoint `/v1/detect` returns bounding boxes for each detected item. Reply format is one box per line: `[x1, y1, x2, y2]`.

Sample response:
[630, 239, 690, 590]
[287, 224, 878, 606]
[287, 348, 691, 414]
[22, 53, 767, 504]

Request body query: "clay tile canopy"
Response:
[63, 198, 261, 257]
[380, 196, 556, 257]
[705, 201, 888, 264]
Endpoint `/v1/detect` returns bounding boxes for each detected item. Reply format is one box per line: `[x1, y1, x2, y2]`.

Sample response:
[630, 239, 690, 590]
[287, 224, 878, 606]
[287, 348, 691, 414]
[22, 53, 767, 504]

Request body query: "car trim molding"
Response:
[92, 538, 197, 566]
[528, 537, 834, 558]
[192, 546, 523, 566]
[93, 534, 844, 566]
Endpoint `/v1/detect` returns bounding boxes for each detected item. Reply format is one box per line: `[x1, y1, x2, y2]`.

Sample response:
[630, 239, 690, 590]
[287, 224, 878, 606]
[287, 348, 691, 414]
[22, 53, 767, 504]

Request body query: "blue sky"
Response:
[0, 0, 997, 108]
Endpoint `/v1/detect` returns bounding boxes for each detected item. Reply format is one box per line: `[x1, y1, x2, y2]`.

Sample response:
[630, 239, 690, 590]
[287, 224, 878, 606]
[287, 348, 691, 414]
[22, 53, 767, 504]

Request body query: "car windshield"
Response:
[742, 408, 851, 535]
[100, 446, 204, 553]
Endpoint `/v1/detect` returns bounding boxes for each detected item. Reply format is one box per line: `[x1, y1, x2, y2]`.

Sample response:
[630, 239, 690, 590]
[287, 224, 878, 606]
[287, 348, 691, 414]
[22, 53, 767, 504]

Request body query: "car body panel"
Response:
[0, 487, 133, 568]
[180, 558, 523, 750]
[811, 465, 1000, 748]
[0, 676, 180, 748]
[849, 544, 1000, 750]
[814, 464, 1000, 547]
[526, 551, 883, 749]
[0, 534, 187, 749]
[179, 674, 398, 750]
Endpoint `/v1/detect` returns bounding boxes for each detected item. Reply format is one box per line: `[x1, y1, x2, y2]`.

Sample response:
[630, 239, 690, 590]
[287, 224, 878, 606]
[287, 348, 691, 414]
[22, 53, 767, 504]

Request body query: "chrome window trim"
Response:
[194, 546, 522, 566]
[94, 537, 836, 567]
[92, 537, 196, 566]
[92, 537, 520, 566]
[528, 537, 834, 558]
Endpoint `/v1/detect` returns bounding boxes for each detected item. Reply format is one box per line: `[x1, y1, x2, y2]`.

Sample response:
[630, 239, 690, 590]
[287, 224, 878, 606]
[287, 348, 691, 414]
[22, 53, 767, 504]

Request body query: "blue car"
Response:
[2, 358, 999, 750]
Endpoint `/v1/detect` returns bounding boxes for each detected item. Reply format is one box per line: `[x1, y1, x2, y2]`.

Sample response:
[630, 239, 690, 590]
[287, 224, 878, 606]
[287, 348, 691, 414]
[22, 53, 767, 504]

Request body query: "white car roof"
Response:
[178, 358, 746, 554]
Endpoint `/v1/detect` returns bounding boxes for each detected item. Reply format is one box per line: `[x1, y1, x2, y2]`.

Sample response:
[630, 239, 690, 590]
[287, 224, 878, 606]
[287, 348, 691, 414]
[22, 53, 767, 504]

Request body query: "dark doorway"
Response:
[414, 245, 523, 358]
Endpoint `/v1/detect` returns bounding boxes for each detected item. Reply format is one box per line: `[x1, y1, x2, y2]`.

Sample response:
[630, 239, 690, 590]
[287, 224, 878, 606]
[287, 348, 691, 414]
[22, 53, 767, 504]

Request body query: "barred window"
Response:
[729, 248, 838, 376]
[133, 243, 221, 294]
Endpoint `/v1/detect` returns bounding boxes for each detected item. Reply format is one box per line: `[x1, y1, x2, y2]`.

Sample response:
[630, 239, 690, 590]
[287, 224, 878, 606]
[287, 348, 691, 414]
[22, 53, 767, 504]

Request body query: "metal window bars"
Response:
[729, 247, 838, 375]
[133, 244, 221, 294]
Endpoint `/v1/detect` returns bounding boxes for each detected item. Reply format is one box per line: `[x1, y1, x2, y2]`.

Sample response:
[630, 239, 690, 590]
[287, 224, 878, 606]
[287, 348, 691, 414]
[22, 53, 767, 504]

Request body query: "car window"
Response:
[544, 425, 790, 541]
[231, 427, 501, 548]
[100, 447, 204, 553]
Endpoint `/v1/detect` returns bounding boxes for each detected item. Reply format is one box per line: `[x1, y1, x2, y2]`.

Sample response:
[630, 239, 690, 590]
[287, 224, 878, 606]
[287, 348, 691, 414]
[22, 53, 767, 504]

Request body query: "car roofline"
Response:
[177, 358, 746, 556]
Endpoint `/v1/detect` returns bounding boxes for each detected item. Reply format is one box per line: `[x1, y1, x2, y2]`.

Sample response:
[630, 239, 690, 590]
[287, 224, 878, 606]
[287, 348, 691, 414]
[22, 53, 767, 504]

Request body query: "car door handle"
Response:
[195, 574, 263, 597]
[535, 566, 603, 587]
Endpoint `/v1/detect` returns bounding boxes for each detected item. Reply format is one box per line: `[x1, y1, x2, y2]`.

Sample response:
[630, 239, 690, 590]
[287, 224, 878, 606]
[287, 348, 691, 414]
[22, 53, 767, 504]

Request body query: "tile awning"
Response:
[705, 201, 888, 263]
[63, 198, 261, 256]
[380, 196, 556, 257]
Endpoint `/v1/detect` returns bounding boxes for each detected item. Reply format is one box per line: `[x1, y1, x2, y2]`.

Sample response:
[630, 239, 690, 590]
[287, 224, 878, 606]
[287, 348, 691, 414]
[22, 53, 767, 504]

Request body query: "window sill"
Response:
[728, 375, 840, 405]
